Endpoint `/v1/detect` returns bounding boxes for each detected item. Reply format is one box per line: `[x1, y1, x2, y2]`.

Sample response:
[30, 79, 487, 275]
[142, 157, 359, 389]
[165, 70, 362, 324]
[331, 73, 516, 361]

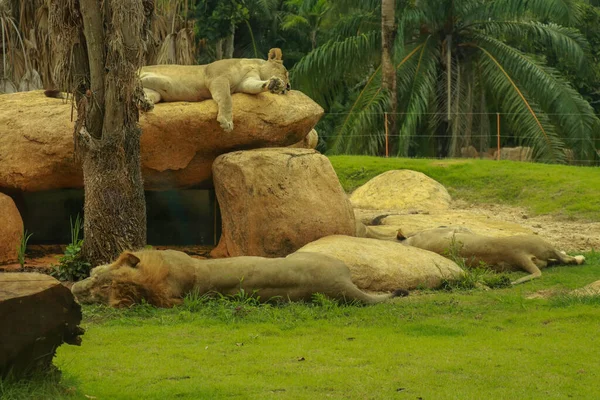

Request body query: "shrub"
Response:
[51, 215, 91, 281]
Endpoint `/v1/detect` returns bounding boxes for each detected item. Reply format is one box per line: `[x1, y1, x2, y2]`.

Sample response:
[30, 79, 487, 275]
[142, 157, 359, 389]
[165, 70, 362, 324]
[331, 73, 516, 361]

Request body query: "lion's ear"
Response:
[117, 252, 141, 268]
[396, 229, 407, 241]
[268, 48, 282, 61]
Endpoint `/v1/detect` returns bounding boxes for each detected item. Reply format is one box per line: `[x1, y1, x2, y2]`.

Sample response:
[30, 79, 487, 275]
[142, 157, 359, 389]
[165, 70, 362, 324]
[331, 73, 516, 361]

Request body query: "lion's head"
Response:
[71, 251, 186, 308]
[259, 48, 291, 93]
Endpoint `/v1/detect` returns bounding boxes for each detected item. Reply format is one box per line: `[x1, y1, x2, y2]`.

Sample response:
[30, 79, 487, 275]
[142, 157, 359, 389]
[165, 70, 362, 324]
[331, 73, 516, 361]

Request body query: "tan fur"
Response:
[399, 226, 585, 285]
[355, 221, 400, 241]
[71, 249, 407, 307]
[139, 48, 290, 132]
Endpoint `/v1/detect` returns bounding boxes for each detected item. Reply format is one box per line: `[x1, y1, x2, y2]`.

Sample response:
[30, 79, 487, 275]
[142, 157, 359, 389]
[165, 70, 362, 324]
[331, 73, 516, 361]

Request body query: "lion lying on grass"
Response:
[139, 48, 290, 132]
[71, 249, 407, 307]
[397, 226, 585, 285]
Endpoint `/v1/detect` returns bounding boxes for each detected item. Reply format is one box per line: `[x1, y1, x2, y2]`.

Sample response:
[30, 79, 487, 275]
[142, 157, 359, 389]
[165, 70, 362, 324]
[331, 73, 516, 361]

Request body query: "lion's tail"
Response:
[357, 288, 409, 305]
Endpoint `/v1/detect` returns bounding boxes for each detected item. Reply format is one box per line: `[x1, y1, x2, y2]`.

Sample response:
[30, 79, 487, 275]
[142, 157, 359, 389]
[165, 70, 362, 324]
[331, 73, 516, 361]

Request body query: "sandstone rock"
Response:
[493, 146, 533, 162]
[0, 273, 83, 378]
[289, 128, 318, 149]
[0, 193, 23, 264]
[0, 90, 323, 191]
[296, 235, 463, 291]
[349, 170, 451, 212]
[377, 210, 533, 238]
[211, 148, 355, 258]
[460, 145, 479, 158]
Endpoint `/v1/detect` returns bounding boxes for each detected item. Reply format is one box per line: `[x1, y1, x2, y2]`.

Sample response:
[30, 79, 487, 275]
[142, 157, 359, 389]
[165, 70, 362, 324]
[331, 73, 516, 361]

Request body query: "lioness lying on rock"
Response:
[139, 48, 290, 132]
[397, 226, 585, 285]
[71, 249, 407, 307]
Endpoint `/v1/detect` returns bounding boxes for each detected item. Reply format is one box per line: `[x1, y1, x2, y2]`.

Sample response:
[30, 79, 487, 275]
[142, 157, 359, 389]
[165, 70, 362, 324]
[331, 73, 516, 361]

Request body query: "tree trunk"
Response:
[215, 39, 224, 60]
[75, 0, 149, 266]
[381, 0, 397, 155]
[224, 24, 235, 59]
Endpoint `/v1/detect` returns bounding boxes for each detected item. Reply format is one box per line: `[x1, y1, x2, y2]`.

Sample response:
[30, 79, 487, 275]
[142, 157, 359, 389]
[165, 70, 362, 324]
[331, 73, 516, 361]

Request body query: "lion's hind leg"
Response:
[511, 255, 543, 285]
[555, 250, 585, 266]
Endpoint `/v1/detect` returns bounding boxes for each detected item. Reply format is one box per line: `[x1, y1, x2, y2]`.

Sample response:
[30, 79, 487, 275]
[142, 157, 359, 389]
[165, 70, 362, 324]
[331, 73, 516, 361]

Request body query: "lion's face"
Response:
[71, 253, 145, 306]
[71, 264, 114, 305]
[259, 61, 291, 93]
[259, 48, 291, 93]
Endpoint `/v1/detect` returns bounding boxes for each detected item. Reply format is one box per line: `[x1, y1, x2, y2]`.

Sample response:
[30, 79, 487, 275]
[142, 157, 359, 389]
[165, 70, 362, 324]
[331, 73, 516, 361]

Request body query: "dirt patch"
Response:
[357, 201, 599, 253]
[450, 200, 600, 253]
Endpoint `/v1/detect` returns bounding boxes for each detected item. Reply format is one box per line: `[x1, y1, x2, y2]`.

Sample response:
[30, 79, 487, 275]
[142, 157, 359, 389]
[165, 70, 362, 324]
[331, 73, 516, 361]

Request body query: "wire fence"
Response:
[314, 111, 600, 165]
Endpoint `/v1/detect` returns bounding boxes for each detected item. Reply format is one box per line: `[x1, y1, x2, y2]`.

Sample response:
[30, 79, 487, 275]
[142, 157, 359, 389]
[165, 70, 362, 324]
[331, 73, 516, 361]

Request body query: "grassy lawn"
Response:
[330, 156, 600, 221]
[2, 157, 600, 399]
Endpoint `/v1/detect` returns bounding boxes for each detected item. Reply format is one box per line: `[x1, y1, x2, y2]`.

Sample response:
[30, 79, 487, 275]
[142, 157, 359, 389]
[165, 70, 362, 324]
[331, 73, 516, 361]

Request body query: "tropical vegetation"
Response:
[1, 0, 599, 163]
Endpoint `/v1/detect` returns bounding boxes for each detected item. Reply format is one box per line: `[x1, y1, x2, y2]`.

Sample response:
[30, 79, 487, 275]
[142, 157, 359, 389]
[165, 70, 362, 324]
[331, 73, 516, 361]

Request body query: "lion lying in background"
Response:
[139, 48, 290, 132]
[397, 226, 585, 284]
[71, 249, 407, 307]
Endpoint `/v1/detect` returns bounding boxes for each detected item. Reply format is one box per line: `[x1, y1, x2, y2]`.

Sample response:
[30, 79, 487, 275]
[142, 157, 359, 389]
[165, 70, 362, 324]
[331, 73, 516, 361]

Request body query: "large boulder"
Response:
[0, 90, 323, 191]
[0, 193, 23, 264]
[211, 148, 355, 258]
[296, 235, 463, 291]
[350, 170, 451, 212]
[0, 273, 84, 378]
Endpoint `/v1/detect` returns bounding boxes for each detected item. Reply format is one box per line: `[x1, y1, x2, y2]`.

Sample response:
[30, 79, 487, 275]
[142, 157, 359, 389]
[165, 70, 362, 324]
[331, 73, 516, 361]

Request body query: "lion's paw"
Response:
[136, 97, 155, 112]
[218, 116, 234, 132]
[575, 255, 585, 265]
[267, 76, 286, 94]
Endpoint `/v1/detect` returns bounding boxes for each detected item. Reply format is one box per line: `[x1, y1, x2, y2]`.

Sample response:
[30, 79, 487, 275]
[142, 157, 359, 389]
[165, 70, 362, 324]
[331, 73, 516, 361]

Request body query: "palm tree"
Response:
[293, 0, 600, 163]
[381, 0, 396, 154]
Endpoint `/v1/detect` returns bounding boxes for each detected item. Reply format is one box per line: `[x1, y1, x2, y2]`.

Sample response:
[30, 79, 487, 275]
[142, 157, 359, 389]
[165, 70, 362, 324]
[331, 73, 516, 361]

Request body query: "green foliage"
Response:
[16, 230, 32, 268]
[191, 0, 249, 41]
[51, 215, 91, 282]
[293, 0, 600, 162]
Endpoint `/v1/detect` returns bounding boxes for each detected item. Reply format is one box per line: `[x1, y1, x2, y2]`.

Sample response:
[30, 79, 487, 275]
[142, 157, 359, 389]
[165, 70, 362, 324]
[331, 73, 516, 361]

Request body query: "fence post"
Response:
[385, 112, 389, 158]
[496, 112, 501, 161]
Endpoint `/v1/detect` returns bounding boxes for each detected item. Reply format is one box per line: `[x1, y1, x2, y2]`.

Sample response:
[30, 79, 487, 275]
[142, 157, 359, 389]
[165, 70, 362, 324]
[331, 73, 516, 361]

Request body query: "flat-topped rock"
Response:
[0, 90, 323, 191]
[211, 148, 355, 258]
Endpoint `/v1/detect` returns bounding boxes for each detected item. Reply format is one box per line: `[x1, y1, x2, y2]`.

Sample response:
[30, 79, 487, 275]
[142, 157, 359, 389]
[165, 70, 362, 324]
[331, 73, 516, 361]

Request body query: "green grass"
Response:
[2, 252, 598, 400]
[330, 156, 600, 221]
[3, 158, 600, 399]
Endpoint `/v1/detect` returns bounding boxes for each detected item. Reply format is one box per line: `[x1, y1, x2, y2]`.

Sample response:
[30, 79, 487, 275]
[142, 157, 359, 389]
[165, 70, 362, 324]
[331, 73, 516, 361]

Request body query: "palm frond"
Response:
[473, 33, 600, 161]
[472, 43, 566, 161]
[396, 37, 440, 156]
[489, 0, 582, 26]
[328, 65, 387, 155]
[476, 21, 588, 68]
[327, 11, 378, 39]
[291, 31, 380, 105]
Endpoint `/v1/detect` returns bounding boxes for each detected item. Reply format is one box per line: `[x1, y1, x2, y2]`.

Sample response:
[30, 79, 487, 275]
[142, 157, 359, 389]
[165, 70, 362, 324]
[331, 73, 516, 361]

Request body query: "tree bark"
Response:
[75, 0, 149, 265]
[381, 0, 397, 155]
[224, 24, 235, 59]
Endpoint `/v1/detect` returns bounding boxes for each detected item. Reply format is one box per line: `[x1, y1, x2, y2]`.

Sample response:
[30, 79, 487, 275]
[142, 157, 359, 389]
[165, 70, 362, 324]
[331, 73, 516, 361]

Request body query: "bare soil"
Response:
[451, 200, 600, 253]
